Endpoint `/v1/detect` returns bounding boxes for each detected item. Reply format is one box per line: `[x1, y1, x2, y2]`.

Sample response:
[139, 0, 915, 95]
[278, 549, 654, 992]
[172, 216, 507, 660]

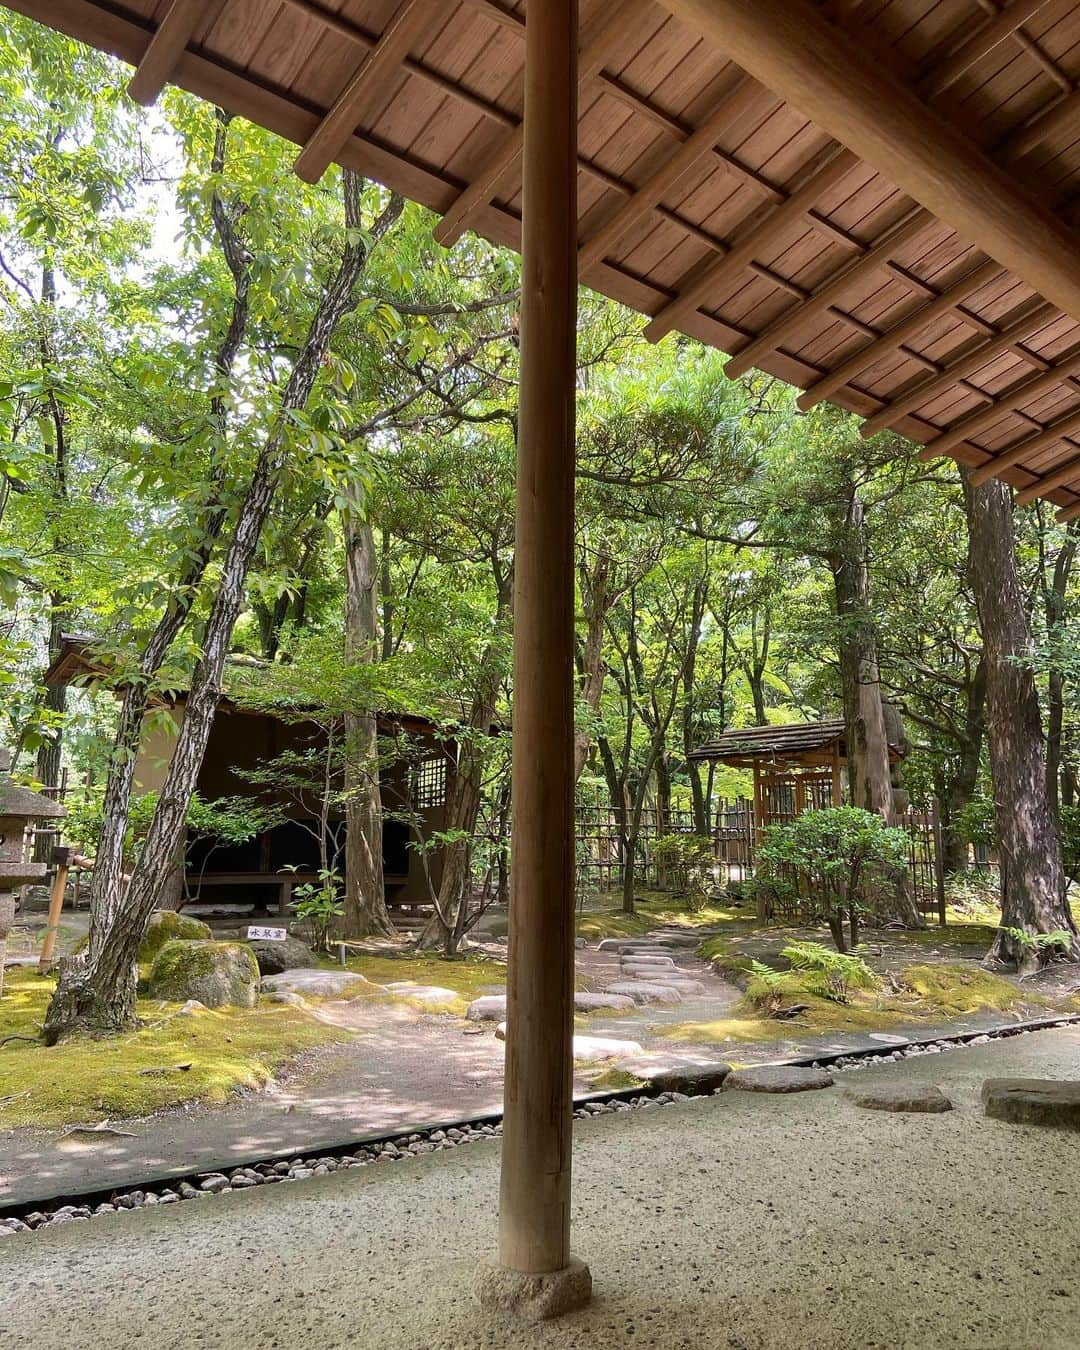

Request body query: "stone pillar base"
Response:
[474, 1256, 592, 1322]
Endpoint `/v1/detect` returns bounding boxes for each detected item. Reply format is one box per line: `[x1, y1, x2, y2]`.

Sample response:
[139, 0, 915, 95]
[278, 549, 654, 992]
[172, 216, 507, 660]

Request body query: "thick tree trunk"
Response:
[963, 474, 1078, 967]
[830, 490, 922, 926]
[342, 507, 392, 938]
[942, 657, 987, 874]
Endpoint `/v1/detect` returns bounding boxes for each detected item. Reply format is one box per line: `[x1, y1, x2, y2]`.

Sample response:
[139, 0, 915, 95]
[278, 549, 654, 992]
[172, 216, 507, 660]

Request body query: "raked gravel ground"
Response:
[2, 1024, 1079, 1350]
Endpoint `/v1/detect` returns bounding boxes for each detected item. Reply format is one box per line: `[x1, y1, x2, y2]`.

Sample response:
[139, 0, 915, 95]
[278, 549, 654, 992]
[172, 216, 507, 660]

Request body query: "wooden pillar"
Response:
[498, 0, 579, 1278]
[38, 846, 71, 972]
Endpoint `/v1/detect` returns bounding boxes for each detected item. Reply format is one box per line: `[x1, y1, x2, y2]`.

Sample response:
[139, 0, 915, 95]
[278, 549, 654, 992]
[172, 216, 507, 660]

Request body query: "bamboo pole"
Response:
[38, 847, 72, 972]
[498, 0, 580, 1281]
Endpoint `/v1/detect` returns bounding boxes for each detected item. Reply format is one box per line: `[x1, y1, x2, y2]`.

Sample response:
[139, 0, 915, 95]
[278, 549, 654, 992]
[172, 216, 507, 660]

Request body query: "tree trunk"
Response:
[830, 488, 922, 926]
[572, 547, 610, 782]
[1043, 521, 1077, 815]
[418, 570, 511, 954]
[44, 171, 390, 1041]
[963, 474, 1078, 967]
[342, 504, 392, 938]
[942, 657, 987, 874]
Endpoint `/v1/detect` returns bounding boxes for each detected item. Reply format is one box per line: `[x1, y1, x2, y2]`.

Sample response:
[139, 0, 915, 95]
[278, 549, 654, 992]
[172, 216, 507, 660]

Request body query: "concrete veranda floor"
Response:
[4, 1025, 1080, 1350]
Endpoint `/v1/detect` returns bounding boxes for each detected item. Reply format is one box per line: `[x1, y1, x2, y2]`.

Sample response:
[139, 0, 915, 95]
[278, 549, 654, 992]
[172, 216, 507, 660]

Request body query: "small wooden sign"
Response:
[247, 925, 287, 941]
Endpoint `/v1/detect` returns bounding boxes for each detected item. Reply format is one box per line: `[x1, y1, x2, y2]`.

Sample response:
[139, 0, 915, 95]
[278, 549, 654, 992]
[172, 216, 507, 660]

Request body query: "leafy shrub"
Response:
[650, 833, 714, 911]
[755, 806, 910, 952]
[289, 869, 344, 950]
[944, 867, 1000, 915]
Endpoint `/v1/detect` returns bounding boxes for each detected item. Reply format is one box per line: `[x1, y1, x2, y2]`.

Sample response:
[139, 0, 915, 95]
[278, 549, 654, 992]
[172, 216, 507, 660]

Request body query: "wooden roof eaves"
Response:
[12, 0, 1080, 514]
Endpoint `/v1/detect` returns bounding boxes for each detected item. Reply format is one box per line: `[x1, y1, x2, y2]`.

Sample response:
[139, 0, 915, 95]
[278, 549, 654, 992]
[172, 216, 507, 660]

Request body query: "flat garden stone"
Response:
[982, 1078, 1080, 1129]
[726, 1065, 835, 1094]
[643, 1062, 732, 1094]
[466, 994, 508, 1021]
[604, 980, 683, 1005]
[572, 1034, 644, 1061]
[573, 991, 636, 1012]
[620, 954, 676, 968]
[261, 968, 373, 998]
[845, 1083, 953, 1113]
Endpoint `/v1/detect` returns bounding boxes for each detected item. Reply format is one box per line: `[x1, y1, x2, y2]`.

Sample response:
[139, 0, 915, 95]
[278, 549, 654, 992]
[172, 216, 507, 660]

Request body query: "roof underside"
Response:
[12, 0, 1080, 516]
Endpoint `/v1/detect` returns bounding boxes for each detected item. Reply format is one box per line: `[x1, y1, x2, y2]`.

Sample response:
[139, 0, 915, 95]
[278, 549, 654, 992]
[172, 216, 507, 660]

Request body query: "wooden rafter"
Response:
[918, 0, 1055, 99]
[433, 0, 650, 248]
[919, 350, 1080, 460]
[662, 0, 1080, 331]
[126, 0, 220, 105]
[294, 0, 436, 184]
[797, 258, 1004, 410]
[643, 146, 860, 343]
[723, 207, 935, 379]
[1016, 443, 1080, 503]
[577, 75, 764, 277]
[857, 300, 1058, 436]
[969, 404, 1080, 484]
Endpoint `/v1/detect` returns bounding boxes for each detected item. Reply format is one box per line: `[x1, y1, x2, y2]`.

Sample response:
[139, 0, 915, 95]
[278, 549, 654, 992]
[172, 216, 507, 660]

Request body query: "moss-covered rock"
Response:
[245, 935, 314, 975]
[148, 940, 259, 1009]
[139, 910, 212, 964]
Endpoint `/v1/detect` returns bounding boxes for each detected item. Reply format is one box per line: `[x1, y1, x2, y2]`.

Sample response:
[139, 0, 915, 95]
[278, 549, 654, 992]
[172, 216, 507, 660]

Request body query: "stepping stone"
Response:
[605, 981, 683, 1005]
[867, 1033, 910, 1045]
[642, 1062, 732, 1094]
[466, 994, 508, 1021]
[725, 1065, 834, 1094]
[621, 956, 677, 970]
[261, 969, 375, 998]
[652, 978, 707, 995]
[384, 982, 459, 1005]
[574, 991, 636, 1012]
[845, 1083, 953, 1113]
[572, 1034, 644, 1061]
[982, 1078, 1080, 1129]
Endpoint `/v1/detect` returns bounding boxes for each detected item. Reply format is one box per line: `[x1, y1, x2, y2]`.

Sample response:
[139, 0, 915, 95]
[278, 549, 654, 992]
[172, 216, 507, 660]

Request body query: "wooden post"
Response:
[498, 0, 580, 1283]
[38, 846, 72, 972]
[930, 798, 948, 927]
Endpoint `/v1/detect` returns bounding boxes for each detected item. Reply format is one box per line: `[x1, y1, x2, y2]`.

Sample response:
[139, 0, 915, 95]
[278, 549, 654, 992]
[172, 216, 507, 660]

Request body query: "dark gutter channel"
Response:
[2, 1011, 1077, 1223]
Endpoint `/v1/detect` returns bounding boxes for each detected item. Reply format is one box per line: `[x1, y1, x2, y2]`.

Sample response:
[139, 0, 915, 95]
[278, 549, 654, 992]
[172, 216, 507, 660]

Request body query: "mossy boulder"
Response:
[148, 940, 259, 1009]
[139, 911, 212, 964]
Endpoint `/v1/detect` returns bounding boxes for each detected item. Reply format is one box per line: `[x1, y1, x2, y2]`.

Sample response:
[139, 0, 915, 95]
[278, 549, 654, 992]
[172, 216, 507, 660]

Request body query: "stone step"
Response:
[604, 980, 683, 1005]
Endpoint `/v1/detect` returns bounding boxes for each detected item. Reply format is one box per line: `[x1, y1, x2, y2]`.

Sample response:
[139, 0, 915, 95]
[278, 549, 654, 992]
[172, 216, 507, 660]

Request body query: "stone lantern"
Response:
[0, 751, 66, 997]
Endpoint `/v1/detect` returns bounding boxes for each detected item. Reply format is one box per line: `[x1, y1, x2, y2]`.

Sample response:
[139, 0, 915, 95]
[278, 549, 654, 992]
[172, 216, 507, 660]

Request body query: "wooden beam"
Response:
[797, 257, 1002, 410]
[280, 0, 517, 130]
[1016, 444, 1080, 503]
[434, 0, 645, 248]
[577, 77, 763, 276]
[858, 301, 1058, 437]
[919, 349, 1080, 459]
[126, 0, 220, 105]
[970, 404, 1080, 485]
[294, 0, 436, 184]
[644, 146, 859, 342]
[724, 207, 933, 379]
[918, 0, 1053, 99]
[1055, 496, 1080, 524]
[1002, 86, 1080, 160]
[498, 0, 582, 1287]
[662, 0, 1080, 329]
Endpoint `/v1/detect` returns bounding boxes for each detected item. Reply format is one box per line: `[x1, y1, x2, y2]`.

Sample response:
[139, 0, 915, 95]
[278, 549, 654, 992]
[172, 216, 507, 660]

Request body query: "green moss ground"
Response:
[576, 891, 747, 941]
[0, 969, 349, 1130]
[897, 962, 1040, 1016]
[337, 951, 508, 1016]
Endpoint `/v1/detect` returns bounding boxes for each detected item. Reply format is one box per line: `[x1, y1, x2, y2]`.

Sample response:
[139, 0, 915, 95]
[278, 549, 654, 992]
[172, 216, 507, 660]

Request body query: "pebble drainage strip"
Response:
[2, 1012, 1076, 1237]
